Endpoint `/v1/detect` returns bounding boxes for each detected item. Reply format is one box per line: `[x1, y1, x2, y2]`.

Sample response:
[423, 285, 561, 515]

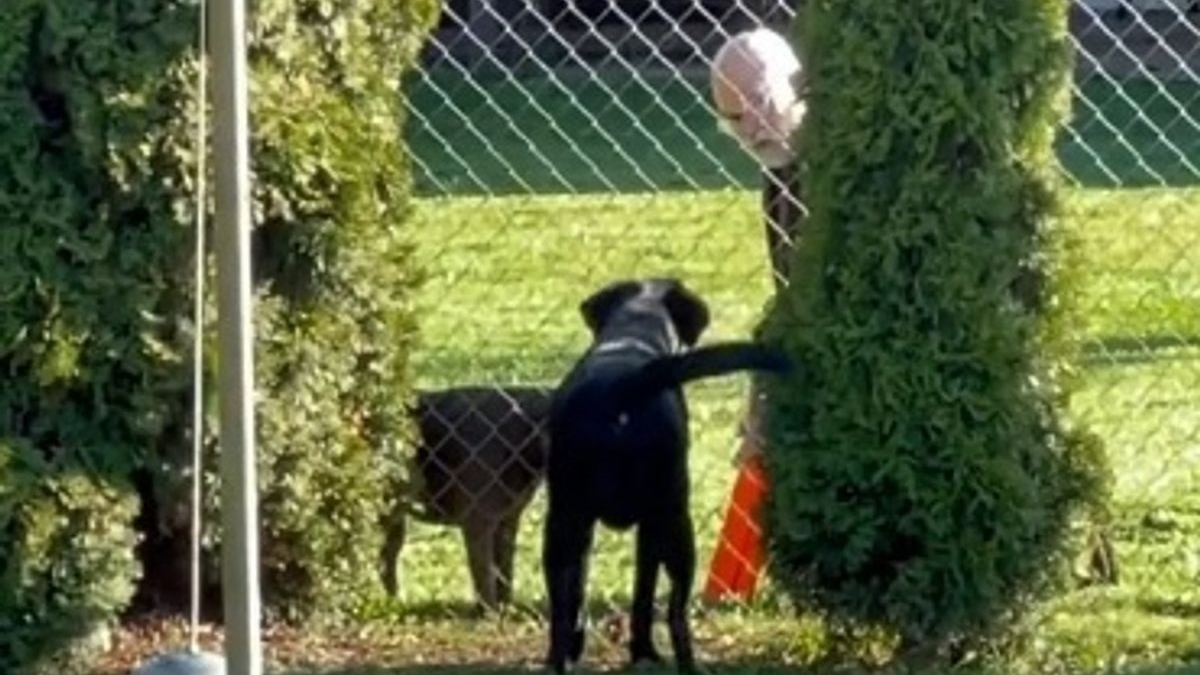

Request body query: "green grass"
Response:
[404, 71, 1200, 195]
[367, 67, 1200, 672]
[370, 184, 1200, 672]
[280, 662, 1200, 675]
[90, 59, 1200, 675]
[281, 666, 1200, 675]
[404, 70, 759, 194]
[1060, 80, 1200, 189]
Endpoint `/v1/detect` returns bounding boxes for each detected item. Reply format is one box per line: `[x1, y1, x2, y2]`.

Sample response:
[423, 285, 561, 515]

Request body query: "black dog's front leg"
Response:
[543, 505, 593, 673]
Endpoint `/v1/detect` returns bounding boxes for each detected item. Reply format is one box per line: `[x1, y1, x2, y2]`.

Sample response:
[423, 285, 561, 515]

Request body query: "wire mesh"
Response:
[389, 0, 1200, 666]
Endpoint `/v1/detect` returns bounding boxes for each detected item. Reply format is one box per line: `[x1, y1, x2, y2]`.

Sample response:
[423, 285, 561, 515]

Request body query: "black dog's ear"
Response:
[662, 281, 709, 346]
[580, 280, 640, 335]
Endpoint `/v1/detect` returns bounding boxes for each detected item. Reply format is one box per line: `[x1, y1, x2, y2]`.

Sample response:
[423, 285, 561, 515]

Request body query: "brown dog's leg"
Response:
[463, 517, 499, 610]
[380, 504, 408, 597]
[493, 514, 520, 605]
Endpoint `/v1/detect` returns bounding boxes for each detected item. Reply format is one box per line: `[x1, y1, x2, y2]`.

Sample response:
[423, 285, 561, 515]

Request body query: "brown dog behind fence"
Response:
[381, 385, 554, 609]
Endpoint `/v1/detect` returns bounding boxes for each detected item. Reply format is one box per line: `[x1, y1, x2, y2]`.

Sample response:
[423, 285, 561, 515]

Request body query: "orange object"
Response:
[703, 454, 768, 602]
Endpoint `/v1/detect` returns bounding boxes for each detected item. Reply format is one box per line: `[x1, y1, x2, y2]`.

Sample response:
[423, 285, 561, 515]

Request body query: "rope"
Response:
[189, 0, 209, 654]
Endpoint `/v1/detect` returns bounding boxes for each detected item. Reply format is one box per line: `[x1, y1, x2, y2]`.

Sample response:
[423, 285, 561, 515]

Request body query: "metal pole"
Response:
[210, 0, 263, 672]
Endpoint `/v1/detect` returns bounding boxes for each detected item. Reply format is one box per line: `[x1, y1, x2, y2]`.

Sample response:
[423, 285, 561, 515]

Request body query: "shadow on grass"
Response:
[280, 664, 874, 675]
[363, 597, 666, 624]
[1081, 334, 1200, 365]
[281, 663, 1200, 675]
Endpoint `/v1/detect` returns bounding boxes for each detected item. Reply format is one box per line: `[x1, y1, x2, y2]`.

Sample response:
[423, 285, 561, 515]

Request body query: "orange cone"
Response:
[704, 454, 767, 602]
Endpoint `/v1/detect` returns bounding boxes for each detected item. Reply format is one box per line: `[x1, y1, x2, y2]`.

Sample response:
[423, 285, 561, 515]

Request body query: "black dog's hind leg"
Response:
[629, 523, 663, 665]
[663, 512, 697, 674]
[543, 505, 594, 673]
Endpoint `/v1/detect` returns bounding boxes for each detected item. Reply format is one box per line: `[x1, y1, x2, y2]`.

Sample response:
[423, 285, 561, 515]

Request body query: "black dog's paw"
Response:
[629, 642, 664, 668]
[569, 628, 586, 662]
[630, 656, 664, 670]
[544, 653, 570, 675]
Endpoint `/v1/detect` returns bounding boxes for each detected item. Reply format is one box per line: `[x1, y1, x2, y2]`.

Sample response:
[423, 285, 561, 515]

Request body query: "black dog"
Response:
[542, 278, 790, 674]
[381, 386, 552, 609]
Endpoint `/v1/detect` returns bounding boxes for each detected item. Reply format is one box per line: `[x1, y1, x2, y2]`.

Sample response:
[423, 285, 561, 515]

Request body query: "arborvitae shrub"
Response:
[759, 0, 1111, 655]
[0, 3, 438, 663]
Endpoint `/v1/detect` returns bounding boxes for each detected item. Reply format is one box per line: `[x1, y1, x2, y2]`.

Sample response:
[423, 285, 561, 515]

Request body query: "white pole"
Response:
[210, 0, 263, 672]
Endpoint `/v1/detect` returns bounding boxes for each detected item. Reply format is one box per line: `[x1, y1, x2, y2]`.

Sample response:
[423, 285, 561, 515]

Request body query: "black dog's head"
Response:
[580, 278, 710, 349]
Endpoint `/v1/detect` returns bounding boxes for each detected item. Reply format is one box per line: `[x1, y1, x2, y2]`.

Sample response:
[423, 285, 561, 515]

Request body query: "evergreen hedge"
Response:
[759, 0, 1110, 655]
[0, 0, 437, 669]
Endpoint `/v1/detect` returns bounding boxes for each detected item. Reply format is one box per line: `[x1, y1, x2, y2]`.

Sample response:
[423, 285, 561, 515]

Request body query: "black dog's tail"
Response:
[613, 342, 790, 402]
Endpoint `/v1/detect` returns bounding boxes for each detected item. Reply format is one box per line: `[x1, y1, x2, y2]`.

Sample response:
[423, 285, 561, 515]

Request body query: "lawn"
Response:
[286, 668, 1200, 675]
[131, 187, 1192, 675]
[404, 70, 1200, 195]
[363, 64, 1200, 674]
[101, 70, 1200, 675]
[367, 184, 1200, 674]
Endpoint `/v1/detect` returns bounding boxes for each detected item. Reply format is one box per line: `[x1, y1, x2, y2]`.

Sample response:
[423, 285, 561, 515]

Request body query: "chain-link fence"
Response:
[389, 0, 1200, 666]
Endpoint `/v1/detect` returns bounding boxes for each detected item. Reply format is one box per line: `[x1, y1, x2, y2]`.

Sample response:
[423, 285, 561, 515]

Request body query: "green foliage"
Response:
[759, 0, 1112, 654]
[0, 0, 199, 481]
[0, 442, 138, 674]
[0, 2, 198, 670]
[0, 0, 436, 644]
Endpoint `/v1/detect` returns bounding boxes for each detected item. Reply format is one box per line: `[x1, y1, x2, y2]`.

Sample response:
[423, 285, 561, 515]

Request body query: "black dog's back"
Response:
[551, 375, 688, 530]
[551, 343, 785, 529]
[543, 278, 791, 675]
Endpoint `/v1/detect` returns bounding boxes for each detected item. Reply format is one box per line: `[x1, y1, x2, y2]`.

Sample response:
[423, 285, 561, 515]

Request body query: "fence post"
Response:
[211, 0, 264, 671]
